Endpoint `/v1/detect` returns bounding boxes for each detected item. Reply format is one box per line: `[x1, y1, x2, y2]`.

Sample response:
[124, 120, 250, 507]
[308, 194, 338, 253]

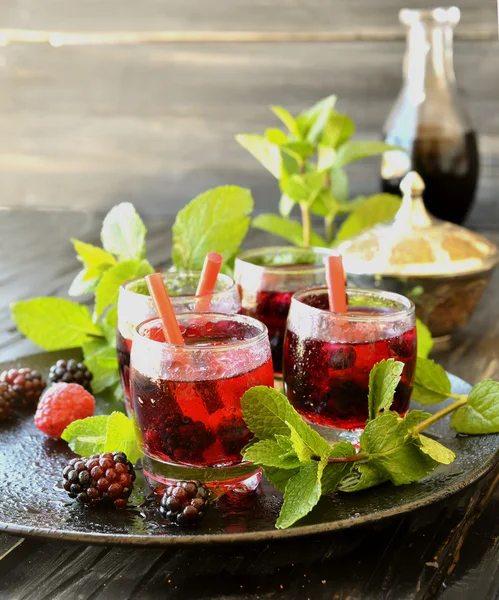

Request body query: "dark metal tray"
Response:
[0, 351, 497, 546]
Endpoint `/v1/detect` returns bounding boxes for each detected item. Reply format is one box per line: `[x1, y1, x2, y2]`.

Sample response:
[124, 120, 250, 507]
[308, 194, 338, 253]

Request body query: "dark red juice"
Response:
[240, 290, 294, 374]
[130, 322, 274, 468]
[283, 306, 417, 430]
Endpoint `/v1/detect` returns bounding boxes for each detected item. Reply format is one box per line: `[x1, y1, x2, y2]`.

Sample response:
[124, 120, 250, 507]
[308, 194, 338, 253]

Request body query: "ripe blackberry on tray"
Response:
[0, 382, 17, 421]
[62, 452, 136, 509]
[0, 368, 46, 406]
[160, 480, 210, 525]
[49, 359, 93, 392]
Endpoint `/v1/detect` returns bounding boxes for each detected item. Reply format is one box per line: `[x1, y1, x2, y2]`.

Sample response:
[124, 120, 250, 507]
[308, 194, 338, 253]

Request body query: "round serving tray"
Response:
[0, 350, 497, 546]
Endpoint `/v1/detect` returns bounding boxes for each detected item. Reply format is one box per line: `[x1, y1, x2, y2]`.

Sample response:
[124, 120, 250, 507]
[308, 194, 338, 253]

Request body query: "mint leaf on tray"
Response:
[412, 358, 452, 405]
[11, 298, 103, 351]
[451, 380, 499, 434]
[62, 412, 142, 465]
[368, 359, 404, 420]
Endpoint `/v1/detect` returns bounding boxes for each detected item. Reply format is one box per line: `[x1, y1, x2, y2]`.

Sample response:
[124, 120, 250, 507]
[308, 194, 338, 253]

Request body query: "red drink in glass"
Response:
[117, 271, 241, 415]
[235, 247, 336, 375]
[283, 288, 416, 431]
[130, 313, 273, 492]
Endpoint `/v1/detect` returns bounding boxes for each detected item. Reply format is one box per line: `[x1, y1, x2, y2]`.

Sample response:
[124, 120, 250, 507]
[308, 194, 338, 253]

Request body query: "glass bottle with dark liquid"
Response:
[381, 7, 479, 225]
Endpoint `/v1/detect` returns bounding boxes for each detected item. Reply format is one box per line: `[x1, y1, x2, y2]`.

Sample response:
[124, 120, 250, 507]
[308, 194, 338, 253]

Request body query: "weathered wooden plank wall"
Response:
[0, 0, 497, 225]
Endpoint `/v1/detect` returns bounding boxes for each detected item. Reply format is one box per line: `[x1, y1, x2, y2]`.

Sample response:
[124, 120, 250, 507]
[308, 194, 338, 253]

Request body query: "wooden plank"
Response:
[0, 0, 495, 36]
[1, 40, 499, 226]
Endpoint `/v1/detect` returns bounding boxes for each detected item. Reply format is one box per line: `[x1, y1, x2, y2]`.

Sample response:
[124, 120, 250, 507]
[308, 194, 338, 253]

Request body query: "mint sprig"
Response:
[242, 359, 499, 529]
[62, 411, 142, 464]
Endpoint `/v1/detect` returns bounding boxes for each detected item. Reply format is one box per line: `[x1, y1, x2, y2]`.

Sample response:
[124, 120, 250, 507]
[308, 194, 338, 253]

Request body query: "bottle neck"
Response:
[403, 21, 456, 93]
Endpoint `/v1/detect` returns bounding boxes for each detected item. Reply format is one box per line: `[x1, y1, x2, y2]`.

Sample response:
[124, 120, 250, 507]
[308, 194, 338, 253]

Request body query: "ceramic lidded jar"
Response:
[337, 172, 498, 341]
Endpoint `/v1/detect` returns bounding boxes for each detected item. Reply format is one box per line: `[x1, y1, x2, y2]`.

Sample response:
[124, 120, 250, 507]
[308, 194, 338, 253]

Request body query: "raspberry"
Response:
[0, 368, 46, 406]
[62, 451, 135, 508]
[49, 359, 93, 392]
[159, 480, 209, 525]
[35, 383, 95, 438]
[0, 382, 16, 422]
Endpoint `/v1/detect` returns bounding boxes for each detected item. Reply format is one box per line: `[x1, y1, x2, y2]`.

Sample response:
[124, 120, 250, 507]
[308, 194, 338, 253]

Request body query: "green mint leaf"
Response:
[418, 435, 455, 464]
[339, 462, 387, 492]
[451, 379, 499, 434]
[265, 127, 289, 145]
[71, 238, 116, 272]
[61, 415, 108, 456]
[11, 297, 103, 351]
[317, 146, 336, 172]
[276, 461, 324, 529]
[62, 412, 142, 464]
[360, 411, 439, 485]
[321, 442, 356, 494]
[278, 194, 295, 218]
[94, 259, 154, 318]
[299, 95, 337, 144]
[413, 358, 451, 405]
[82, 336, 110, 359]
[416, 319, 433, 358]
[335, 193, 401, 243]
[68, 269, 99, 297]
[252, 214, 327, 247]
[100, 203, 147, 261]
[281, 141, 315, 162]
[235, 134, 282, 178]
[241, 386, 331, 459]
[330, 165, 349, 205]
[263, 466, 300, 493]
[336, 141, 402, 167]
[172, 186, 254, 270]
[271, 105, 302, 138]
[286, 421, 315, 463]
[103, 412, 142, 464]
[280, 172, 324, 207]
[368, 359, 404, 420]
[101, 306, 118, 346]
[321, 112, 356, 149]
[243, 439, 301, 469]
[84, 346, 120, 394]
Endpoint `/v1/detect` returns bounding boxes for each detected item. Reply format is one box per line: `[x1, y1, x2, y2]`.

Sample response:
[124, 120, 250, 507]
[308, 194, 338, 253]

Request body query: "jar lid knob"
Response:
[400, 171, 425, 197]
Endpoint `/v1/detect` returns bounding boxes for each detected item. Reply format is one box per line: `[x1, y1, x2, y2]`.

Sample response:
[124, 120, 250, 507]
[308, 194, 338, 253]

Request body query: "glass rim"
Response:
[235, 245, 337, 276]
[291, 286, 415, 322]
[135, 313, 270, 352]
[121, 270, 237, 302]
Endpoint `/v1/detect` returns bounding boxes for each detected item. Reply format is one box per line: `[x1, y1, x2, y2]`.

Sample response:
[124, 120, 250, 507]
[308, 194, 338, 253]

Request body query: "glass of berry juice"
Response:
[117, 271, 241, 415]
[234, 246, 335, 375]
[130, 313, 274, 494]
[283, 287, 416, 436]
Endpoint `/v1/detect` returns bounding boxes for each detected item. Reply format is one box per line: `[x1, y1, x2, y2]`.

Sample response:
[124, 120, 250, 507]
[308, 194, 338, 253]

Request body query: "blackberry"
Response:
[159, 480, 209, 525]
[157, 413, 215, 463]
[0, 382, 16, 422]
[218, 416, 252, 457]
[61, 451, 136, 509]
[49, 359, 93, 392]
[0, 368, 46, 406]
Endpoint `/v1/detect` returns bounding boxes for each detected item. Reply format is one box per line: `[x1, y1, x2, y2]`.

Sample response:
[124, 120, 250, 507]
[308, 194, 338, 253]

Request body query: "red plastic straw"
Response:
[145, 273, 185, 345]
[326, 255, 347, 313]
[195, 252, 223, 312]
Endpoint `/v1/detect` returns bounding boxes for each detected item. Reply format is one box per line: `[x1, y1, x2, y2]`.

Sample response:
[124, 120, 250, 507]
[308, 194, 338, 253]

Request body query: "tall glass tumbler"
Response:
[235, 246, 335, 375]
[117, 271, 240, 414]
[283, 288, 417, 431]
[130, 313, 274, 493]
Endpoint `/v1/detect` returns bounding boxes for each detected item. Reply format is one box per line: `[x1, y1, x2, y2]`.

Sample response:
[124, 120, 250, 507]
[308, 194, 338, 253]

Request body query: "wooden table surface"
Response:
[0, 208, 497, 600]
